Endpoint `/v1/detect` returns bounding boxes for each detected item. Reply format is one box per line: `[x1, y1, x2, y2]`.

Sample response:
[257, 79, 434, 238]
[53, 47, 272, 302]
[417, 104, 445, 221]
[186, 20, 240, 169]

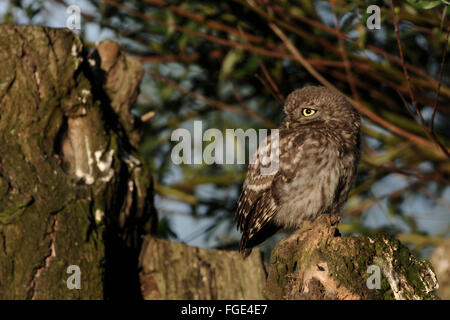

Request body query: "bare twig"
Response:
[105, 0, 449, 157]
[144, 0, 265, 45]
[234, 25, 285, 105]
[343, 181, 421, 217]
[147, 69, 275, 127]
[288, 9, 439, 86]
[269, 23, 337, 90]
[256, 59, 285, 105]
[104, 0, 297, 62]
[396, 90, 420, 123]
[141, 111, 156, 122]
[330, 0, 361, 105]
[269, 22, 443, 154]
[362, 159, 450, 184]
[255, 74, 281, 107]
[390, 0, 450, 158]
[430, 26, 450, 133]
[419, 186, 450, 212]
[390, 0, 426, 127]
[138, 53, 200, 64]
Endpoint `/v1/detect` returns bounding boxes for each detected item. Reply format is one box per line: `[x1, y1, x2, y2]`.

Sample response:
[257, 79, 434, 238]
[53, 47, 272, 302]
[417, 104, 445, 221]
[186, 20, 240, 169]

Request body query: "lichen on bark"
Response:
[264, 215, 439, 300]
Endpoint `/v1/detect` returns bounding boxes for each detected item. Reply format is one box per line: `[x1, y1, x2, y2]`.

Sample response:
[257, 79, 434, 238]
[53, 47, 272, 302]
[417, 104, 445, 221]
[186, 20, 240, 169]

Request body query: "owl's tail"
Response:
[239, 222, 280, 259]
[239, 240, 253, 259]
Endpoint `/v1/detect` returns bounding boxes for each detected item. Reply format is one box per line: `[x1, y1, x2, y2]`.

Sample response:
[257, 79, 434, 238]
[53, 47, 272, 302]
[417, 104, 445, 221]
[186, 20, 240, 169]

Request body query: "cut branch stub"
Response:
[138, 236, 267, 299]
[265, 215, 439, 300]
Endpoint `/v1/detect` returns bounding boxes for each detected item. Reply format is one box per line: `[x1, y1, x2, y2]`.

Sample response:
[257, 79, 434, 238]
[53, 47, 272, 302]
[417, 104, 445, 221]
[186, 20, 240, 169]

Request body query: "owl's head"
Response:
[283, 86, 360, 131]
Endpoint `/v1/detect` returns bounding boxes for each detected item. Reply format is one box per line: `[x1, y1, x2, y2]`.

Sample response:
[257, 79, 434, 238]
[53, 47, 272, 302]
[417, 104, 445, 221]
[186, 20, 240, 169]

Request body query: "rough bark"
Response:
[431, 238, 450, 300]
[264, 215, 439, 300]
[0, 26, 155, 299]
[139, 236, 267, 299]
[137, 215, 439, 300]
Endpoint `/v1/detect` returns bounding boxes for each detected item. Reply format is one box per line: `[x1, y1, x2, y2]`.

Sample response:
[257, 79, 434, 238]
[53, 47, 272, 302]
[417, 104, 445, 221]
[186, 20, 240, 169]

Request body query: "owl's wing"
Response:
[235, 130, 306, 257]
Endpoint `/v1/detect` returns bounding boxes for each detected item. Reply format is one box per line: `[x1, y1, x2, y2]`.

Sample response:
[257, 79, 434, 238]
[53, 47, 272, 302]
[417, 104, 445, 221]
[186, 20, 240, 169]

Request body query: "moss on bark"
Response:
[265, 215, 439, 300]
[0, 26, 155, 299]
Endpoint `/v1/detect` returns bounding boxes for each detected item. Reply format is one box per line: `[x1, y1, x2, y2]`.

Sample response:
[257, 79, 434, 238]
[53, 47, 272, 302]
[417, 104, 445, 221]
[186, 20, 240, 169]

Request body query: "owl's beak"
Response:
[286, 121, 290, 129]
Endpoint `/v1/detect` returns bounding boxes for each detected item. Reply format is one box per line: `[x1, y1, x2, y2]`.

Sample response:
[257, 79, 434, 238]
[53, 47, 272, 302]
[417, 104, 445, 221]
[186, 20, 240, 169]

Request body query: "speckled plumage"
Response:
[235, 86, 361, 258]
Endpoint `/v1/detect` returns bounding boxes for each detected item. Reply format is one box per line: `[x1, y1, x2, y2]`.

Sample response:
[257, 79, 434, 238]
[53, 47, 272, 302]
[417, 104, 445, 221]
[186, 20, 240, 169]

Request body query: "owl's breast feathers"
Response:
[235, 125, 359, 257]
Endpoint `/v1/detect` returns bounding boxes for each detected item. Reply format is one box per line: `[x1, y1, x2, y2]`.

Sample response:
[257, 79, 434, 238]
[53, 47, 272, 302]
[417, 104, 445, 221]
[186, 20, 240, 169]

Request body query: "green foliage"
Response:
[406, 0, 446, 10]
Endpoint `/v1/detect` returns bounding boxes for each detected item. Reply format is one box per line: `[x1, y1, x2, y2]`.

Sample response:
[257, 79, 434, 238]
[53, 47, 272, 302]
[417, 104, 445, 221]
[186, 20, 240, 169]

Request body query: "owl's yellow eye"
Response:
[302, 108, 316, 117]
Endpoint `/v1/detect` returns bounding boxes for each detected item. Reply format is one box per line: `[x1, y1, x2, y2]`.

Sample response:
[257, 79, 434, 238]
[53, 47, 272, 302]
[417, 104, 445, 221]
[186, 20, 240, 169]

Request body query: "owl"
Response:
[235, 86, 361, 258]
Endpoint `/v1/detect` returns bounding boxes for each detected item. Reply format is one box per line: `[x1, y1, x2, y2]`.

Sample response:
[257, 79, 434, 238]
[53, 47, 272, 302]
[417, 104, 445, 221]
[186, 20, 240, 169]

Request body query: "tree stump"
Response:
[265, 215, 439, 300]
[139, 236, 266, 299]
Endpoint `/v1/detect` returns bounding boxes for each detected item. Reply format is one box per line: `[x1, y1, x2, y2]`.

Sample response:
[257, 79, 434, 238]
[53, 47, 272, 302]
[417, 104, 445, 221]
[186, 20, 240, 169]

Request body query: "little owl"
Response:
[235, 86, 361, 257]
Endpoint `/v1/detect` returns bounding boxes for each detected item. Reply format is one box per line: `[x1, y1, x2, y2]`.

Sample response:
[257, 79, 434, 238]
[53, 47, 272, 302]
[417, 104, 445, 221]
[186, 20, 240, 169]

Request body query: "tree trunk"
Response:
[0, 26, 155, 299]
